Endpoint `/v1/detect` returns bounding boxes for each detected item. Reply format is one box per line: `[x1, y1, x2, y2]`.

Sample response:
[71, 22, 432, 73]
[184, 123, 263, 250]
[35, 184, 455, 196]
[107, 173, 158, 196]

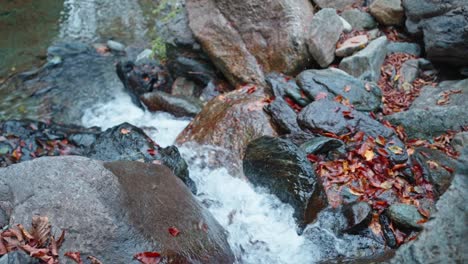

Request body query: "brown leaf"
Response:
[88, 256, 104, 264]
[120, 128, 131, 135]
[17, 224, 34, 241]
[55, 230, 66, 249]
[134, 252, 161, 264]
[64, 252, 84, 264]
[31, 216, 51, 247]
[388, 145, 404, 155]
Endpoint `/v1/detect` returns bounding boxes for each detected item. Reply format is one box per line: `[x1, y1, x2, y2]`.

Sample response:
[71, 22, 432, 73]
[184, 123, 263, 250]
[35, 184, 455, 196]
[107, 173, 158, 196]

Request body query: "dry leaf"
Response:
[31, 215, 51, 247]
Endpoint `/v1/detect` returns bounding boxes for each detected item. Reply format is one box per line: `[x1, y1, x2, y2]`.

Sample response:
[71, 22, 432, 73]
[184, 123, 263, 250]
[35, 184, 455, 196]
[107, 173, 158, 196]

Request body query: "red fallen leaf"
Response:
[64, 252, 84, 264]
[394, 228, 406, 245]
[392, 164, 406, 170]
[342, 111, 354, 119]
[11, 148, 22, 161]
[262, 97, 275, 104]
[134, 252, 161, 264]
[441, 165, 454, 173]
[120, 128, 131, 135]
[247, 86, 256, 94]
[376, 136, 386, 146]
[147, 148, 157, 156]
[88, 256, 104, 264]
[353, 131, 365, 142]
[388, 145, 404, 155]
[307, 154, 320, 163]
[315, 92, 328, 100]
[426, 160, 439, 169]
[376, 148, 389, 157]
[0, 239, 7, 255]
[168, 226, 180, 237]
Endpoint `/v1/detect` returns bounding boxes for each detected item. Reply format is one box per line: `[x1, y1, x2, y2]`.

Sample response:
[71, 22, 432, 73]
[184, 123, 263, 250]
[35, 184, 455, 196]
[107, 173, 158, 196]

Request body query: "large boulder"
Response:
[140, 91, 203, 117]
[402, 0, 468, 66]
[312, 0, 363, 11]
[307, 9, 344, 68]
[243, 136, 327, 229]
[0, 42, 124, 125]
[339, 36, 388, 82]
[0, 157, 235, 263]
[186, 0, 315, 86]
[369, 0, 405, 26]
[385, 79, 468, 139]
[176, 86, 278, 175]
[296, 68, 382, 112]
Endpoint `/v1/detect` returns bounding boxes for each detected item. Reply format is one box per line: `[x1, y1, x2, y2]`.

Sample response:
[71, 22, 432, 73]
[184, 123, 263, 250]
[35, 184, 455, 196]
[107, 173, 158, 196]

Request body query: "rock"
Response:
[298, 100, 408, 163]
[176, 86, 278, 176]
[0, 42, 124, 125]
[387, 203, 423, 230]
[171, 77, 198, 97]
[166, 53, 218, 87]
[106, 40, 126, 52]
[140, 91, 203, 117]
[340, 17, 353, 33]
[243, 136, 327, 229]
[116, 60, 173, 107]
[336, 35, 369, 57]
[370, 0, 405, 26]
[385, 79, 468, 139]
[313, 0, 363, 11]
[296, 68, 382, 112]
[264, 98, 302, 134]
[186, 0, 315, 86]
[386, 42, 422, 56]
[379, 214, 397, 248]
[0, 157, 234, 263]
[411, 148, 458, 197]
[339, 36, 388, 82]
[451, 132, 468, 153]
[341, 9, 378, 30]
[342, 202, 373, 234]
[402, 0, 468, 66]
[300, 137, 345, 155]
[386, 172, 467, 263]
[135, 49, 153, 62]
[399, 59, 419, 89]
[308, 9, 344, 68]
[0, 252, 37, 264]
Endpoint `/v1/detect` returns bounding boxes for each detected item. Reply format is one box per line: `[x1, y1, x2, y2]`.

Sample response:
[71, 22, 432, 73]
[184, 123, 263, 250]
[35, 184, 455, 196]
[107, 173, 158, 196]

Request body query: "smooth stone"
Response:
[370, 0, 405, 26]
[106, 40, 126, 52]
[387, 203, 424, 230]
[341, 9, 378, 30]
[387, 42, 422, 56]
[336, 35, 369, 57]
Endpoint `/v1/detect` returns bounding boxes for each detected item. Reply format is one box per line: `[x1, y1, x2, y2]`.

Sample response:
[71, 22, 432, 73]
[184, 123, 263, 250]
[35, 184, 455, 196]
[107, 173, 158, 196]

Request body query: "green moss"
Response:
[151, 0, 182, 60]
[151, 35, 167, 61]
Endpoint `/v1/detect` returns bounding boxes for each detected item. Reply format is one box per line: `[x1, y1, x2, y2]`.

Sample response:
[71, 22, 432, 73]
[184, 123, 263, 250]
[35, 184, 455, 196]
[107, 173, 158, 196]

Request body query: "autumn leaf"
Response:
[364, 149, 375, 161]
[388, 145, 404, 155]
[147, 148, 157, 156]
[120, 128, 131, 135]
[134, 252, 161, 264]
[315, 92, 328, 101]
[376, 136, 386, 146]
[31, 216, 51, 247]
[343, 85, 351, 92]
[168, 226, 180, 237]
[247, 85, 256, 94]
[380, 181, 393, 190]
[64, 252, 84, 264]
[88, 256, 104, 264]
[342, 111, 354, 119]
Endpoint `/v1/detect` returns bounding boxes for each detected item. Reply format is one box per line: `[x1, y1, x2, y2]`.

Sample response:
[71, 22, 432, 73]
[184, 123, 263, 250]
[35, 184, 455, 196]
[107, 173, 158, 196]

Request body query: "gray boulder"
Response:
[313, 0, 363, 11]
[369, 0, 405, 26]
[0, 157, 234, 263]
[140, 91, 203, 117]
[297, 68, 382, 112]
[386, 79, 468, 139]
[339, 36, 388, 82]
[386, 203, 424, 231]
[341, 9, 378, 30]
[307, 8, 344, 68]
[387, 42, 422, 56]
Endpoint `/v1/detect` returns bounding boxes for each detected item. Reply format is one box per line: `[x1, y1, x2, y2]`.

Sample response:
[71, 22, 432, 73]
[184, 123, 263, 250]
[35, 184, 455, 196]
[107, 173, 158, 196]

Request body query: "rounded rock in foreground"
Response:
[387, 203, 424, 231]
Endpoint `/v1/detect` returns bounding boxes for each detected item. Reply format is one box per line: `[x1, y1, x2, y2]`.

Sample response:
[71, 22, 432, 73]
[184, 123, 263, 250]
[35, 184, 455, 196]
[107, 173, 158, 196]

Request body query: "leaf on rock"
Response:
[388, 145, 403, 155]
[120, 128, 131, 135]
[343, 85, 351, 92]
[315, 92, 328, 101]
[88, 256, 104, 264]
[134, 252, 161, 264]
[168, 226, 180, 237]
[31, 216, 51, 247]
[64, 252, 84, 264]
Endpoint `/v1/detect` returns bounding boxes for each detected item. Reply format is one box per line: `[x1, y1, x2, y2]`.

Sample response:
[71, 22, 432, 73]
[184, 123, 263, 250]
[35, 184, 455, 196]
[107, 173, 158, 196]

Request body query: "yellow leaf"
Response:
[380, 181, 393, 190]
[364, 149, 375, 161]
[388, 145, 404, 155]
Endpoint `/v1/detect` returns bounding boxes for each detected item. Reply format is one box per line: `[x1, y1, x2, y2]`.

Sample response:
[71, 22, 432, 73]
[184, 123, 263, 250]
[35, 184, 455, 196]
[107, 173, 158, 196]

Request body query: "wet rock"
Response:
[264, 98, 301, 134]
[386, 42, 422, 56]
[370, 0, 404, 26]
[300, 137, 345, 155]
[402, 0, 468, 66]
[379, 214, 397, 248]
[135, 49, 153, 63]
[0, 42, 124, 125]
[336, 35, 369, 57]
[176, 86, 278, 176]
[298, 100, 408, 163]
[116, 60, 173, 107]
[166, 54, 218, 87]
[387, 203, 423, 231]
[296, 68, 382, 112]
[186, 0, 315, 85]
[339, 36, 388, 82]
[308, 8, 344, 68]
[340, 17, 353, 33]
[341, 9, 378, 30]
[451, 132, 468, 153]
[342, 202, 373, 234]
[313, 0, 362, 11]
[243, 136, 327, 229]
[411, 147, 458, 197]
[385, 79, 468, 139]
[171, 77, 198, 97]
[386, 172, 467, 263]
[0, 157, 234, 263]
[106, 40, 126, 52]
[140, 91, 203, 117]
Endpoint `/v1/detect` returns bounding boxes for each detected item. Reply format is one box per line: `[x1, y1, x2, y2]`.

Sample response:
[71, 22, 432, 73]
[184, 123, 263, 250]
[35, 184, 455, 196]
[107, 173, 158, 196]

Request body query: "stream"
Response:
[1, 1, 383, 263]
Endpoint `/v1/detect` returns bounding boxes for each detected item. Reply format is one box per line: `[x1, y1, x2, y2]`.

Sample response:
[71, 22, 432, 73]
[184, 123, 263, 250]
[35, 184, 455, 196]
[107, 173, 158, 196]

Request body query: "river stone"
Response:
[385, 79, 468, 139]
[369, 0, 405, 26]
[296, 68, 382, 112]
[186, 0, 315, 86]
[399, 59, 419, 89]
[386, 42, 422, 56]
[451, 132, 468, 153]
[340, 17, 353, 33]
[264, 98, 301, 134]
[176, 86, 278, 176]
[411, 147, 458, 197]
[342, 202, 373, 234]
[140, 91, 203, 117]
[243, 136, 327, 229]
[106, 40, 126, 52]
[313, 0, 362, 11]
[298, 100, 408, 164]
[0, 157, 234, 263]
[336, 35, 369, 58]
[341, 9, 378, 30]
[387, 203, 424, 230]
[308, 8, 344, 68]
[339, 36, 388, 82]
[300, 137, 345, 155]
[0, 42, 124, 125]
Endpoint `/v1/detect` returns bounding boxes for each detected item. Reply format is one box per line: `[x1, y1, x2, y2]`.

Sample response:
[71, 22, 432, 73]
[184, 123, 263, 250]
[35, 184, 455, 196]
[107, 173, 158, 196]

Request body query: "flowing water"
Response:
[2, 1, 384, 262]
